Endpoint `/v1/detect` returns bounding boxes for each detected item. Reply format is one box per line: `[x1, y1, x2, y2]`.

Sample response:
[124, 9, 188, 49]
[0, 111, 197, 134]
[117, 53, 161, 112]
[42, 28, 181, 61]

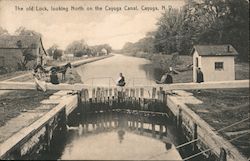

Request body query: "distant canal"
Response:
[76, 54, 156, 86]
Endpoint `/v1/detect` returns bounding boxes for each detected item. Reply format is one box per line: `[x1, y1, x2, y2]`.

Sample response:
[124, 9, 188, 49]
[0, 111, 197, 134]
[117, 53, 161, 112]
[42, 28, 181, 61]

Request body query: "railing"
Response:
[83, 77, 156, 88]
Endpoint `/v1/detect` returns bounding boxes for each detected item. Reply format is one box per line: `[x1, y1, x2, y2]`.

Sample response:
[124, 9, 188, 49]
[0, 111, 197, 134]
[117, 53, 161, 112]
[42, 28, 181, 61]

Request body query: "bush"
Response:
[74, 51, 86, 57]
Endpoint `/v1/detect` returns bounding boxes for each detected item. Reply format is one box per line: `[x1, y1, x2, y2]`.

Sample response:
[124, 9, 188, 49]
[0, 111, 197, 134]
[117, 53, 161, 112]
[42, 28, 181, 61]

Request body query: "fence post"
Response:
[219, 148, 227, 161]
[45, 124, 51, 152]
[192, 123, 198, 152]
[178, 107, 182, 130]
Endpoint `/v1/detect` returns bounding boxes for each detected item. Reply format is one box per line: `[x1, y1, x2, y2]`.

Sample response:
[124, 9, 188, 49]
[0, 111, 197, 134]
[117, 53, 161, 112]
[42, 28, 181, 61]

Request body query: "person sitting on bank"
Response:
[117, 73, 126, 102]
[117, 73, 126, 87]
[50, 68, 60, 85]
[156, 72, 173, 84]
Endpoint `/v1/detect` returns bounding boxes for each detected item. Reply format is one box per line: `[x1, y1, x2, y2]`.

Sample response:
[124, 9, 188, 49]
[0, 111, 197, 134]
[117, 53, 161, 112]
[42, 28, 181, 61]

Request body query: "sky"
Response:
[0, 0, 185, 50]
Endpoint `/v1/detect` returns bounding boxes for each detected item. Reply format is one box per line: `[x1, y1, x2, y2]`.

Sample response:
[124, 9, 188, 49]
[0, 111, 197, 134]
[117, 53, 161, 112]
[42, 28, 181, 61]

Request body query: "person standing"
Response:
[196, 67, 204, 83]
[50, 69, 60, 85]
[196, 67, 204, 94]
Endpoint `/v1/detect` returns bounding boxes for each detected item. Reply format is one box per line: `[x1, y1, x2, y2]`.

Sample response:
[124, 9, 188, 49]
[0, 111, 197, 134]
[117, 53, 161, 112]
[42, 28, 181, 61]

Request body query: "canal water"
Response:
[76, 54, 155, 87]
[39, 54, 183, 160]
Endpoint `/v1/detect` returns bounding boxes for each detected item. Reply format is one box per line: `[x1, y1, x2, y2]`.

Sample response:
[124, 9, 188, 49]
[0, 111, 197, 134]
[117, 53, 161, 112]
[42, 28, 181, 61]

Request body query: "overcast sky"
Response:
[0, 0, 184, 50]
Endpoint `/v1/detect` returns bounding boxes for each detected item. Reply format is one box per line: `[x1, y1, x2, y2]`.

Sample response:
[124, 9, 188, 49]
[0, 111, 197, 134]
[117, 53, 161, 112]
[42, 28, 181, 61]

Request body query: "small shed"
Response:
[192, 45, 238, 82]
[0, 35, 47, 72]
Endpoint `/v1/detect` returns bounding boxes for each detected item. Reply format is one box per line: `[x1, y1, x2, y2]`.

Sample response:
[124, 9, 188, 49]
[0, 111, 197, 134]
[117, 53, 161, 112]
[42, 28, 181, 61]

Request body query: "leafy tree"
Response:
[65, 39, 88, 56]
[0, 26, 9, 35]
[182, 0, 249, 58]
[90, 44, 112, 55]
[15, 26, 42, 37]
[121, 36, 155, 54]
[16, 40, 37, 70]
[47, 44, 59, 57]
[53, 49, 63, 60]
[154, 7, 186, 55]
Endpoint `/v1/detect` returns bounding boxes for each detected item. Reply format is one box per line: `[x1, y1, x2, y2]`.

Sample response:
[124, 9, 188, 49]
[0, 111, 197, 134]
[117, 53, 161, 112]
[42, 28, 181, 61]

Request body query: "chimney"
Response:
[227, 45, 230, 52]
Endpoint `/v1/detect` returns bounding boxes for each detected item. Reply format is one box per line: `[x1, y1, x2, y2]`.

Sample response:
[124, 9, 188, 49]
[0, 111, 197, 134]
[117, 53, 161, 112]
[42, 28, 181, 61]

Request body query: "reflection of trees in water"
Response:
[140, 64, 165, 81]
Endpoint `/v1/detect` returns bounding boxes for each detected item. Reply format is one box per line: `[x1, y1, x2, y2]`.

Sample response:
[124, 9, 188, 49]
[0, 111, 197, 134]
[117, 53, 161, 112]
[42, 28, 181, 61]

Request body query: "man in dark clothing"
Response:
[156, 72, 173, 84]
[117, 73, 126, 103]
[165, 73, 173, 84]
[117, 73, 126, 87]
[196, 68, 204, 94]
[196, 68, 204, 83]
[50, 69, 59, 85]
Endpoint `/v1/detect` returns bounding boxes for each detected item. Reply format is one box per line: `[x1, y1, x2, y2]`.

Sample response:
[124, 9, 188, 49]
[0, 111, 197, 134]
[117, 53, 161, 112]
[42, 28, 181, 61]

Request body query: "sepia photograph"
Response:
[0, 0, 249, 160]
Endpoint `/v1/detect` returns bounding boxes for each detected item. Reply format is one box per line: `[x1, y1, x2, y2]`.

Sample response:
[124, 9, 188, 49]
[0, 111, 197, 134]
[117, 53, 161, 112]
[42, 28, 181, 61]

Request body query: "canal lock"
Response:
[8, 88, 224, 160]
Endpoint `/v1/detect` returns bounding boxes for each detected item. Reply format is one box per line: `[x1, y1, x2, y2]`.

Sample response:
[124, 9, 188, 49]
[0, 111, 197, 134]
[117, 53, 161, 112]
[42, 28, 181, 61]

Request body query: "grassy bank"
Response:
[187, 89, 250, 158]
[125, 52, 249, 82]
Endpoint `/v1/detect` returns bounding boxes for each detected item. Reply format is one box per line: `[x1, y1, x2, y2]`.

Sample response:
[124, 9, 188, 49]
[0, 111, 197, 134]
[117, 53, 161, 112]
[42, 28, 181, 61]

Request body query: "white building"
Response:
[192, 45, 238, 82]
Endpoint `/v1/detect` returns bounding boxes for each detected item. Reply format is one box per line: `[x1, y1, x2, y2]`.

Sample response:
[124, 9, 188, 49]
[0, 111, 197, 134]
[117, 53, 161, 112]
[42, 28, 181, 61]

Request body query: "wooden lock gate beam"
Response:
[0, 80, 248, 91]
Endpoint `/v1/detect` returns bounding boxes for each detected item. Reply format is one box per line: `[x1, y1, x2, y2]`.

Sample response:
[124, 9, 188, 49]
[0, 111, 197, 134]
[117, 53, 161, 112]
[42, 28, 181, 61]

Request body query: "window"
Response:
[196, 57, 199, 67]
[215, 62, 224, 70]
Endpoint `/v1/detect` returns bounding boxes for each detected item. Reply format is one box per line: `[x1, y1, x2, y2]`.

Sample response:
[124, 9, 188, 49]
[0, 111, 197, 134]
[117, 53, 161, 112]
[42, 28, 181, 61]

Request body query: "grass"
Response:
[0, 90, 55, 126]
[187, 89, 250, 158]
[0, 67, 82, 127]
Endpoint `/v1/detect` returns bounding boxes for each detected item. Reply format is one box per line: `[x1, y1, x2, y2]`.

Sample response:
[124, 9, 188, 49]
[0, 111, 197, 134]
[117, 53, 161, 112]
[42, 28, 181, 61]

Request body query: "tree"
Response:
[151, 0, 249, 60]
[90, 44, 112, 56]
[15, 26, 42, 37]
[74, 50, 85, 57]
[16, 40, 37, 70]
[0, 26, 9, 35]
[65, 39, 88, 56]
[183, 0, 249, 60]
[154, 7, 186, 55]
[47, 44, 59, 57]
[53, 49, 63, 60]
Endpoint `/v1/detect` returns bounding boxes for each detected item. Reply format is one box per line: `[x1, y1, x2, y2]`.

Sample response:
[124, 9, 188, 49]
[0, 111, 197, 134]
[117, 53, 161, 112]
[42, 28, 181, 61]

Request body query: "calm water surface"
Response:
[60, 131, 182, 160]
[54, 54, 182, 160]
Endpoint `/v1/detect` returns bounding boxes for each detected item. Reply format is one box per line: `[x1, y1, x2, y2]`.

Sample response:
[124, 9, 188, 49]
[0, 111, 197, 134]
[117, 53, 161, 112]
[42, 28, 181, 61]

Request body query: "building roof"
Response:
[0, 35, 47, 55]
[0, 35, 41, 48]
[193, 45, 238, 56]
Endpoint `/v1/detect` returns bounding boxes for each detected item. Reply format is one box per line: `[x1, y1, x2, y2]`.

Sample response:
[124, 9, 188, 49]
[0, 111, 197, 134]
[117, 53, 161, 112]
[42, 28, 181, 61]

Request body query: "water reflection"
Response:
[117, 129, 125, 143]
[60, 130, 181, 160]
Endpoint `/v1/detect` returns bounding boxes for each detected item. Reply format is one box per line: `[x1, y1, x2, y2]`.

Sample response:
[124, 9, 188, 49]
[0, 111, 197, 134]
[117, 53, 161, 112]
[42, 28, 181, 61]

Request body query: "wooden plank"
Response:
[130, 88, 135, 98]
[0, 80, 249, 91]
[92, 88, 96, 99]
[40, 99, 61, 105]
[96, 87, 101, 102]
[135, 88, 139, 99]
[108, 88, 112, 97]
[167, 95, 248, 161]
[140, 88, 144, 98]
[152, 87, 156, 99]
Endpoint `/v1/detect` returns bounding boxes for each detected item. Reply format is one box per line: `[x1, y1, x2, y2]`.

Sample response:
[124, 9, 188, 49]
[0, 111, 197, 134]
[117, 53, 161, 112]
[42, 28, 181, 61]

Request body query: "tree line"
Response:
[121, 0, 249, 61]
[47, 40, 112, 60]
[0, 26, 112, 61]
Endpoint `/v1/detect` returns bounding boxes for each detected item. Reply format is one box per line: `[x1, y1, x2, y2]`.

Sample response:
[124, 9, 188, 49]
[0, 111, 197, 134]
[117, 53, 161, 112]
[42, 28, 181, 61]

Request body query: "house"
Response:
[192, 44, 238, 82]
[0, 35, 47, 72]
